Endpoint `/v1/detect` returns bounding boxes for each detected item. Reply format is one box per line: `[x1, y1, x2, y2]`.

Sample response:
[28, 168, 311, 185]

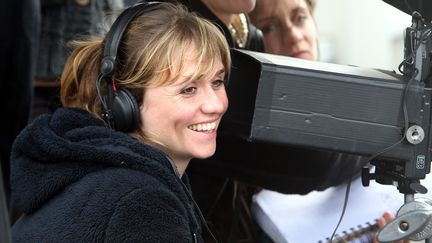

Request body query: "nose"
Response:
[201, 87, 227, 114]
[283, 22, 303, 44]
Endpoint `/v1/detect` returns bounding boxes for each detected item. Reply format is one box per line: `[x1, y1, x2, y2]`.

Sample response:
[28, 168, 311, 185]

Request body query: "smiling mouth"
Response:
[188, 122, 217, 132]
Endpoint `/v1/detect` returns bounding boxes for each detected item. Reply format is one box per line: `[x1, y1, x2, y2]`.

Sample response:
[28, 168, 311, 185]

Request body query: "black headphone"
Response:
[98, 1, 162, 132]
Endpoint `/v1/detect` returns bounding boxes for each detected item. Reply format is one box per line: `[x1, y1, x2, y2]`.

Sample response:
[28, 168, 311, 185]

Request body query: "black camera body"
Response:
[222, 3, 432, 195]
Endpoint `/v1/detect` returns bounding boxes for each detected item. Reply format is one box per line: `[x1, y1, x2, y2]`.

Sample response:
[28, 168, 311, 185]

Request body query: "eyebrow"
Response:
[173, 68, 226, 87]
[215, 69, 226, 77]
[257, 5, 308, 24]
[292, 6, 309, 15]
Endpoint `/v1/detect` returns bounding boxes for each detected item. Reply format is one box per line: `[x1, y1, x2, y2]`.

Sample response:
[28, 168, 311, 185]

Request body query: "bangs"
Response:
[147, 15, 231, 87]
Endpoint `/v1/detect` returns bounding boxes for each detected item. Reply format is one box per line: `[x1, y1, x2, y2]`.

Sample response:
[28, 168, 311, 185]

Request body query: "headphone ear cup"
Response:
[111, 87, 141, 132]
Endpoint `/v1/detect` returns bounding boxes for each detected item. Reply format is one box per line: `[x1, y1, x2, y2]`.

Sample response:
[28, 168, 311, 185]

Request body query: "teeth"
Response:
[188, 122, 217, 131]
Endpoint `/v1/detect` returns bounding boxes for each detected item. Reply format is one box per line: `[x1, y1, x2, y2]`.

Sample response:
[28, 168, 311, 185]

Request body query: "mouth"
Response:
[188, 122, 217, 133]
[291, 51, 312, 59]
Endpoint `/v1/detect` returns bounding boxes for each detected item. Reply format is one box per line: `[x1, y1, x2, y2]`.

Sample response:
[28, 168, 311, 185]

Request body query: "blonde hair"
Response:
[60, 2, 231, 142]
[305, 0, 316, 12]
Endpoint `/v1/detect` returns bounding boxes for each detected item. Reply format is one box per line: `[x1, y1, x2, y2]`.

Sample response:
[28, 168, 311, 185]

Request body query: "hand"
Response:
[374, 211, 410, 243]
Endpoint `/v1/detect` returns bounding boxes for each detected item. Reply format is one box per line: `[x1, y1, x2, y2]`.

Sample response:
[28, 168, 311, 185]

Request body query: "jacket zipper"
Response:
[193, 232, 197, 243]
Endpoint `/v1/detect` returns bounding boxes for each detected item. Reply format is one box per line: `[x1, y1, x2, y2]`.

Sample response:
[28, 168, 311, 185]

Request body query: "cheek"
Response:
[166, 104, 199, 128]
[223, 94, 229, 113]
[306, 31, 318, 57]
[140, 105, 157, 131]
[219, 89, 229, 113]
[305, 22, 318, 45]
[173, 109, 195, 125]
[264, 34, 282, 54]
[140, 102, 172, 128]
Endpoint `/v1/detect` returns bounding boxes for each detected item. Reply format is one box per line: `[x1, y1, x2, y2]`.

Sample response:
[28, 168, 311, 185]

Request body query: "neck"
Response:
[173, 158, 189, 177]
[201, 0, 233, 26]
[146, 142, 189, 177]
[217, 13, 233, 27]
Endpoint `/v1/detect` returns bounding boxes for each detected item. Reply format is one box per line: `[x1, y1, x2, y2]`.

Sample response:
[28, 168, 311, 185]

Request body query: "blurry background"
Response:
[314, 0, 411, 72]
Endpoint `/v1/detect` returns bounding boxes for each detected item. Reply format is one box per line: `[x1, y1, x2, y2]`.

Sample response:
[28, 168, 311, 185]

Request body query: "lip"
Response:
[189, 126, 218, 140]
[188, 119, 220, 134]
[188, 119, 219, 128]
[291, 51, 311, 59]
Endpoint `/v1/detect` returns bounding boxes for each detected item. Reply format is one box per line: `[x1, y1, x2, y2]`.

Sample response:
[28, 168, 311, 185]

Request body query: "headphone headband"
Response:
[98, 1, 162, 132]
[100, 1, 162, 78]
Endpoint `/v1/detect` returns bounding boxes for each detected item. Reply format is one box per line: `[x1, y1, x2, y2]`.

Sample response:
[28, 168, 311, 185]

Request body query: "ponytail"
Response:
[60, 38, 105, 118]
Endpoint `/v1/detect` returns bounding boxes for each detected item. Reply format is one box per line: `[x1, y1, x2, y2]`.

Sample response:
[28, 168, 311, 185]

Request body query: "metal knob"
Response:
[406, 125, 424, 145]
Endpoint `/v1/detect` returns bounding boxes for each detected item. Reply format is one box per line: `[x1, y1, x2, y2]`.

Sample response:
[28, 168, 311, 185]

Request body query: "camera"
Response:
[220, 0, 432, 241]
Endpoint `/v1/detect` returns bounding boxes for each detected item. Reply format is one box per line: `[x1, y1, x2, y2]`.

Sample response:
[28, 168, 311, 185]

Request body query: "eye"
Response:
[212, 79, 226, 88]
[294, 14, 307, 25]
[260, 21, 280, 34]
[180, 86, 197, 95]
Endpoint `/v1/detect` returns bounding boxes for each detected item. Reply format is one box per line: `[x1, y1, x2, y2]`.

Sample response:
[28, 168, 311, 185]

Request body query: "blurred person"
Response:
[172, 0, 264, 51]
[250, 1, 408, 242]
[249, 0, 318, 60]
[31, 0, 124, 119]
[11, 2, 230, 242]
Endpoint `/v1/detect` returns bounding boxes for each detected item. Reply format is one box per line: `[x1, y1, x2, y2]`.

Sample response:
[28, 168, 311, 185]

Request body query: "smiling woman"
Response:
[10, 2, 230, 242]
[140, 45, 228, 175]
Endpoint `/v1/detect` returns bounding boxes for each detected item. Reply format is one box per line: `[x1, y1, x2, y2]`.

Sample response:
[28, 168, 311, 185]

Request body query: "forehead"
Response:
[166, 43, 225, 86]
[173, 58, 225, 86]
[258, 0, 307, 13]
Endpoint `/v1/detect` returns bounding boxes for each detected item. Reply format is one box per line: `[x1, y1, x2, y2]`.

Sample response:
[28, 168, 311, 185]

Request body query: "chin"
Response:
[192, 148, 216, 159]
[234, 0, 256, 13]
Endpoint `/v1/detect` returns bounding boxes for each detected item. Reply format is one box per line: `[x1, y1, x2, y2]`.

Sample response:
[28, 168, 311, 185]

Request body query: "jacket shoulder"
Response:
[12, 168, 189, 242]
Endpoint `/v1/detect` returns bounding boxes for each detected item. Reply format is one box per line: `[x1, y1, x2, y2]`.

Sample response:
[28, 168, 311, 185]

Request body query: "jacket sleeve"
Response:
[104, 187, 196, 243]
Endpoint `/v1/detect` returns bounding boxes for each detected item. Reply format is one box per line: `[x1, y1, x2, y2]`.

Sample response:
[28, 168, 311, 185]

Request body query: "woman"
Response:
[157, 1, 265, 242]
[249, 0, 318, 60]
[10, 2, 230, 242]
[250, 1, 407, 242]
[171, 1, 360, 242]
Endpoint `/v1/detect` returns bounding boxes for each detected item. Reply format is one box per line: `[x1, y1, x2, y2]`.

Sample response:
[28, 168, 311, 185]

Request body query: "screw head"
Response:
[399, 221, 409, 231]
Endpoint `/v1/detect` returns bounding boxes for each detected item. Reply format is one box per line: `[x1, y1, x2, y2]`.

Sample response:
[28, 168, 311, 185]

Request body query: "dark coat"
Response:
[0, 0, 40, 221]
[11, 108, 204, 242]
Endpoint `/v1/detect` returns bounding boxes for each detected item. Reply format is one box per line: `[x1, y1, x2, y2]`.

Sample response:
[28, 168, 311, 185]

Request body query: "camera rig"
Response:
[220, 1, 432, 241]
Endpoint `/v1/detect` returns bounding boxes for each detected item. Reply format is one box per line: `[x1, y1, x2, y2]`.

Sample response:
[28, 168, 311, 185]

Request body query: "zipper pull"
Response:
[193, 232, 197, 243]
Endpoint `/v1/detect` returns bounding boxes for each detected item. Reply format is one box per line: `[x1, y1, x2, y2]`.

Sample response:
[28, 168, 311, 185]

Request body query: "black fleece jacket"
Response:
[11, 108, 203, 243]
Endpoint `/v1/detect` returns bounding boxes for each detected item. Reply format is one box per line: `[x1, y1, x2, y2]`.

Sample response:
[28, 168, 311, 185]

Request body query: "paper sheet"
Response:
[252, 176, 432, 243]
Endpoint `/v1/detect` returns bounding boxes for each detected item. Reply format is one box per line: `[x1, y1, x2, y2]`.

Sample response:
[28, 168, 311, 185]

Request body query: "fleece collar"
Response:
[11, 108, 177, 213]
